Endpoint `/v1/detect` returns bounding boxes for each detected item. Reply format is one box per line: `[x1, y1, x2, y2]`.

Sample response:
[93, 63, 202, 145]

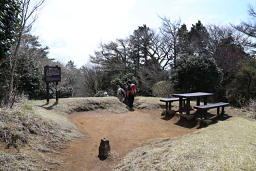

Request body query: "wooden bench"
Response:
[160, 98, 186, 111]
[194, 102, 229, 119]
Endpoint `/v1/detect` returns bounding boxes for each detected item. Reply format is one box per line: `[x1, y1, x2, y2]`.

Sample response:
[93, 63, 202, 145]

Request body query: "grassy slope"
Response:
[0, 102, 80, 170]
[115, 116, 256, 170]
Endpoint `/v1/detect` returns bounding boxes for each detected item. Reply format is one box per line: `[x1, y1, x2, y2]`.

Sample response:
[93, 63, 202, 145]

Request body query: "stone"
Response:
[98, 138, 110, 160]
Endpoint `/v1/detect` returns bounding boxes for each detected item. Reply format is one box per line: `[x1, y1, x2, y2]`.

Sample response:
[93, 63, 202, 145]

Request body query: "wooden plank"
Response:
[194, 102, 229, 110]
[173, 92, 213, 98]
[160, 98, 179, 102]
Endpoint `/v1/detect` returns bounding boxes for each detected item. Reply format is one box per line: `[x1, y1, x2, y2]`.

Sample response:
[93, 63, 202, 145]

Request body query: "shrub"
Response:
[244, 99, 256, 119]
[226, 59, 256, 106]
[172, 55, 223, 93]
[94, 91, 105, 97]
[152, 81, 173, 97]
[59, 87, 73, 98]
[111, 73, 138, 92]
[225, 88, 246, 107]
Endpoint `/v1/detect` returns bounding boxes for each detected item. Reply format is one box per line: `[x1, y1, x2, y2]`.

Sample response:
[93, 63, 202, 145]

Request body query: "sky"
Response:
[32, 0, 255, 68]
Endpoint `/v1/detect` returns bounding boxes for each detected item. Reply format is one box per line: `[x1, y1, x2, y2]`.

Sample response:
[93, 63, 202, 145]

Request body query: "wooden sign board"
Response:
[44, 65, 61, 82]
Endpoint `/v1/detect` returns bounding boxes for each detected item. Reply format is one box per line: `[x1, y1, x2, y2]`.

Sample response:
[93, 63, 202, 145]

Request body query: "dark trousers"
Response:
[128, 94, 134, 108]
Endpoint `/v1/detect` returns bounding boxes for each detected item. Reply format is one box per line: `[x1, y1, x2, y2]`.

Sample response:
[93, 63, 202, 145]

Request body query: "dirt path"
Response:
[55, 109, 196, 171]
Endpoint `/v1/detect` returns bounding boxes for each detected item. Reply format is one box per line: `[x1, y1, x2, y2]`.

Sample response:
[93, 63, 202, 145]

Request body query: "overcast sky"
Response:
[32, 0, 255, 68]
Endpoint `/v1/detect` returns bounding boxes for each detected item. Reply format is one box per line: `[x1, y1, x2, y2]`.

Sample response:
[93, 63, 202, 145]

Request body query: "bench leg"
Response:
[198, 109, 203, 119]
[169, 102, 172, 111]
[217, 107, 220, 115]
[186, 99, 190, 115]
[181, 99, 186, 111]
[179, 98, 182, 113]
[203, 97, 207, 105]
[165, 102, 168, 112]
[221, 106, 225, 115]
[197, 97, 200, 106]
[198, 109, 208, 119]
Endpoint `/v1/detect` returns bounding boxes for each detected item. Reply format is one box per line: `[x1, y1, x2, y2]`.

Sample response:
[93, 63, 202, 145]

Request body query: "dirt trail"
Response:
[55, 109, 196, 171]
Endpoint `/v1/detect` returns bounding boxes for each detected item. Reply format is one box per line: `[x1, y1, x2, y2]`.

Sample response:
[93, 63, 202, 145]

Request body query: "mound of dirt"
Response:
[32, 97, 129, 115]
[134, 96, 163, 110]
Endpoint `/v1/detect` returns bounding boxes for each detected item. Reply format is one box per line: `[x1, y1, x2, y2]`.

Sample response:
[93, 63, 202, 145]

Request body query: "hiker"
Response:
[126, 81, 136, 110]
[117, 85, 125, 102]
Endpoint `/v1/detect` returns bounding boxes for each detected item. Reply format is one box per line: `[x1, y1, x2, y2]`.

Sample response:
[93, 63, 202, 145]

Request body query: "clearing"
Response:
[1, 97, 255, 170]
[54, 109, 195, 170]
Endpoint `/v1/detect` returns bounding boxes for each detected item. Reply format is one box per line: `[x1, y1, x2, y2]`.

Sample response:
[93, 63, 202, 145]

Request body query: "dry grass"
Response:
[31, 96, 129, 115]
[115, 117, 256, 171]
[0, 102, 80, 170]
[30, 97, 256, 171]
[134, 96, 163, 110]
[243, 99, 256, 119]
[2, 96, 256, 170]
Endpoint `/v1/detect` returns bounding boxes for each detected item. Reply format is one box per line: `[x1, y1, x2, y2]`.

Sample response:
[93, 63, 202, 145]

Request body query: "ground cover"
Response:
[115, 116, 256, 170]
[0, 96, 255, 170]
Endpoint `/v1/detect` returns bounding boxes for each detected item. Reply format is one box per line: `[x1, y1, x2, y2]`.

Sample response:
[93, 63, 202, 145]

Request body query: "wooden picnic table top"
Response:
[173, 92, 213, 98]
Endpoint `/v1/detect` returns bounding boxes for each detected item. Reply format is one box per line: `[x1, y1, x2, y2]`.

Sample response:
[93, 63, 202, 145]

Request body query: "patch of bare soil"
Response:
[53, 109, 196, 171]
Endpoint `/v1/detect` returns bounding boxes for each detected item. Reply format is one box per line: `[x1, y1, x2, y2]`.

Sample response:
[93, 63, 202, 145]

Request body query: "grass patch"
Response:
[115, 117, 256, 170]
[23, 104, 33, 110]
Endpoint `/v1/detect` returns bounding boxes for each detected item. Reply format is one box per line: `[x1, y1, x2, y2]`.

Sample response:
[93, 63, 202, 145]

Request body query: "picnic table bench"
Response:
[160, 97, 186, 111]
[194, 102, 229, 119]
[173, 92, 213, 115]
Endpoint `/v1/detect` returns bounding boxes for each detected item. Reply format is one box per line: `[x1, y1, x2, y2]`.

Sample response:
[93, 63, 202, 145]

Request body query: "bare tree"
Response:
[7, 0, 45, 105]
[159, 17, 181, 68]
[91, 39, 130, 73]
[208, 25, 249, 55]
[80, 66, 103, 97]
[234, 4, 256, 55]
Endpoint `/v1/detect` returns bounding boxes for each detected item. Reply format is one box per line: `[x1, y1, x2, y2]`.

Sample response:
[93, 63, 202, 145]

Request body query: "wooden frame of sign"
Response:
[44, 65, 61, 103]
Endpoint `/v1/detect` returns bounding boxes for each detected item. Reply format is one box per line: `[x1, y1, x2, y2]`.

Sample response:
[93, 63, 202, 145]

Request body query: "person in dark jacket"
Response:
[126, 80, 136, 110]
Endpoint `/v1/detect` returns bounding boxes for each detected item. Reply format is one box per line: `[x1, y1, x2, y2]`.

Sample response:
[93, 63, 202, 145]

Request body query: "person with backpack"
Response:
[126, 80, 136, 110]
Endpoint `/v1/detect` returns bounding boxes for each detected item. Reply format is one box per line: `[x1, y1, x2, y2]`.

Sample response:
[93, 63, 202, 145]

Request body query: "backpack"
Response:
[117, 88, 125, 96]
[130, 84, 136, 95]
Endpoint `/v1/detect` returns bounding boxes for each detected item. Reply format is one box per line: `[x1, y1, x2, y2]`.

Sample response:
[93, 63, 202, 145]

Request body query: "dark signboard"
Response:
[44, 65, 61, 82]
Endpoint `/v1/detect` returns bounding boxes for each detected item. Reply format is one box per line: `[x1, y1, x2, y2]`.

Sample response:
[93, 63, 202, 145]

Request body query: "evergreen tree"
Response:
[188, 21, 210, 55]
[0, 0, 20, 64]
[0, 0, 21, 104]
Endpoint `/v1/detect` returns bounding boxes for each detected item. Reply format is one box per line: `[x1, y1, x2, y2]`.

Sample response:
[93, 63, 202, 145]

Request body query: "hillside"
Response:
[0, 97, 255, 170]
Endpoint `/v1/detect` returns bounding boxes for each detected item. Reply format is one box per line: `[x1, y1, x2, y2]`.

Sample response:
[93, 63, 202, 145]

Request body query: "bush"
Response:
[244, 99, 256, 119]
[172, 55, 223, 93]
[111, 73, 138, 92]
[225, 88, 246, 107]
[94, 91, 105, 97]
[59, 87, 73, 98]
[152, 81, 173, 97]
[226, 59, 256, 106]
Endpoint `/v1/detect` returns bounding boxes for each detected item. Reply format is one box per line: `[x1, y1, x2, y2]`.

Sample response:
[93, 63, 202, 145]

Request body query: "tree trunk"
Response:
[6, 31, 22, 105]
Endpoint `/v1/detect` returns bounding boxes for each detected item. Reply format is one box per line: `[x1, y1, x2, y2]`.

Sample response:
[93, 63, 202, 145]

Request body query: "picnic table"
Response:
[173, 92, 213, 115]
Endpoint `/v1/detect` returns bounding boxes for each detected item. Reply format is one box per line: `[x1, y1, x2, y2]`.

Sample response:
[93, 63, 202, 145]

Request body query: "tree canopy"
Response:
[1, 3, 256, 107]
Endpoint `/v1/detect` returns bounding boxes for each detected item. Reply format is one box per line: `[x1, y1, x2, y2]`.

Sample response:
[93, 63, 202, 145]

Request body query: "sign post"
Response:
[46, 82, 49, 103]
[56, 81, 58, 103]
[44, 65, 61, 103]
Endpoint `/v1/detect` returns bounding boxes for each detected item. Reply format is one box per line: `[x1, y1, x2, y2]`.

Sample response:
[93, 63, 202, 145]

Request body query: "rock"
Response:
[98, 138, 110, 160]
